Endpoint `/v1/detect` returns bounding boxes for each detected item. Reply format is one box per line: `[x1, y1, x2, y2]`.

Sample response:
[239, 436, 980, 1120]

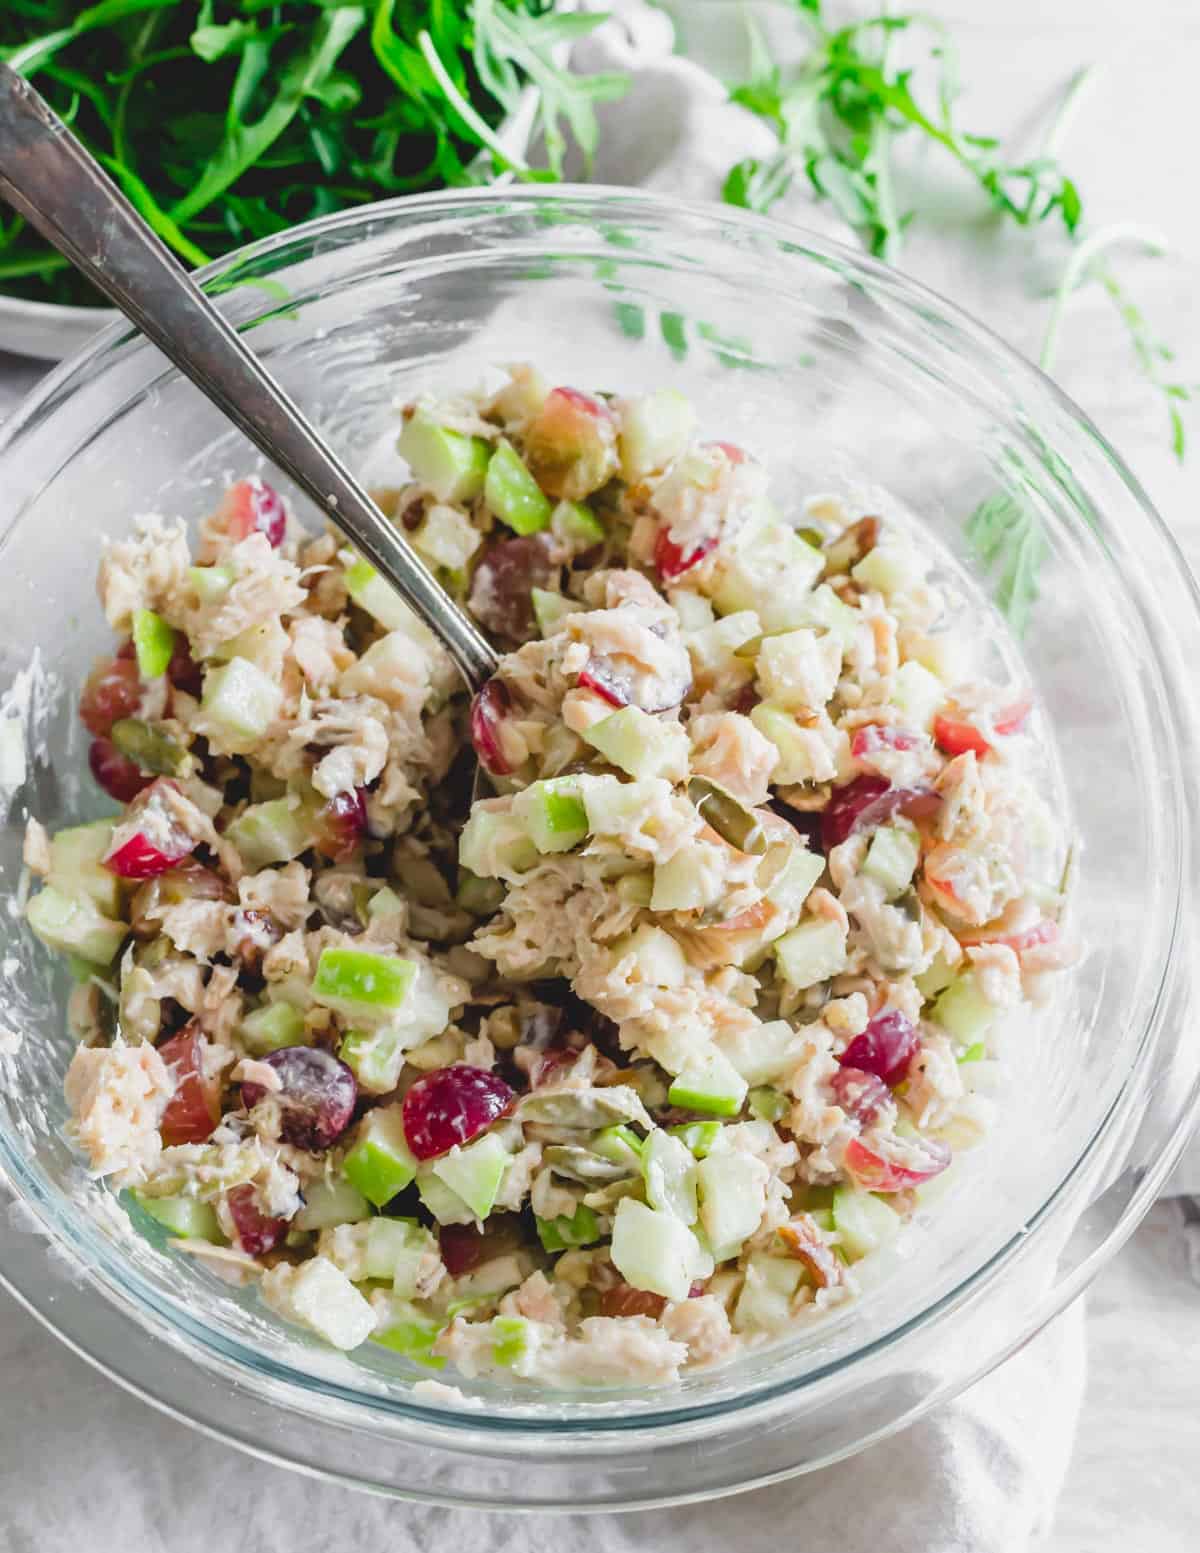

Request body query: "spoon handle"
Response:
[0, 63, 498, 691]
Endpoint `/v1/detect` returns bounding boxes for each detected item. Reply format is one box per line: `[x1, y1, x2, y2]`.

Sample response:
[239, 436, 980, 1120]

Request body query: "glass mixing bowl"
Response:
[1, 189, 1199, 1510]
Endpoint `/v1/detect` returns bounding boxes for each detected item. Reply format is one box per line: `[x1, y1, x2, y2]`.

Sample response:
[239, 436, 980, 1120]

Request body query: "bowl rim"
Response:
[2, 183, 1199, 1486]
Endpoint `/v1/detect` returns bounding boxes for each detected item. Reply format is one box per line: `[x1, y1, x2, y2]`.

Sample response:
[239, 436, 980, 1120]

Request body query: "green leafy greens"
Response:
[0, 0, 627, 305]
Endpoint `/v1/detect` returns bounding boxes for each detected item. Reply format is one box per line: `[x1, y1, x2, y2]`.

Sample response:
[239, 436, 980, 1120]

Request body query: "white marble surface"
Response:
[1, 0, 1199, 1546]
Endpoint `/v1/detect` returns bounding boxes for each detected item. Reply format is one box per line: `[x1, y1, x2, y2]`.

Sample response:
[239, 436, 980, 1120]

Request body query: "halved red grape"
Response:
[89, 736, 153, 803]
[578, 649, 690, 714]
[226, 1183, 287, 1256]
[839, 1010, 919, 1088]
[653, 528, 717, 581]
[241, 1047, 357, 1152]
[843, 1134, 951, 1192]
[313, 787, 368, 861]
[470, 677, 515, 776]
[158, 1025, 221, 1147]
[104, 780, 195, 879]
[218, 476, 286, 548]
[467, 535, 559, 642]
[576, 660, 629, 708]
[830, 1066, 891, 1127]
[80, 655, 142, 738]
[401, 1065, 514, 1160]
[439, 1223, 488, 1278]
[821, 774, 940, 851]
[130, 859, 231, 938]
[530, 1047, 578, 1089]
[850, 725, 924, 762]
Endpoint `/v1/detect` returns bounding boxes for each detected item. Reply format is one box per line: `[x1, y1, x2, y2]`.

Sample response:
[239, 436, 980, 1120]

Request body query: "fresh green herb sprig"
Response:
[0, 0, 627, 306]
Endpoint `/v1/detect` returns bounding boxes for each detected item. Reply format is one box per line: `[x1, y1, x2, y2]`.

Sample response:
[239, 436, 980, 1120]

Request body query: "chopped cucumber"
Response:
[343, 1106, 419, 1207]
[398, 413, 490, 503]
[832, 1187, 901, 1260]
[774, 917, 849, 989]
[131, 1191, 222, 1242]
[312, 946, 417, 1019]
[131, 608, 176, 679]
[512, 777, 589, 854]
[536, 1202, 601, 1253]
[225, 795, 319, 867]
[48, 819, 121, 916]
[667, 1048, 748, 1118]
[484, 439, 552, 534]
[371, 1296, 446, 1367]
[200, 656, 282, 747]
[641, 1128, 698, 1223]
[431, 1133, 509, 1220]
[550, 499, 605, 551]
[862, 825, 921, 900]
[696, 1151, 766, 1261]
[617, 388, 696, 480]
[293, 1177, 371, 1232]
[931, 969, 998, 1042]
[583, 704, 689, 784]
[240, 1001, 306, 1055]
[891, 660, 944, 731]
[669, 1119, 725, 1158]
[339, 1026, 407, 1094]
[610, 1197, 702, 1302]
[532, 587, 574, 637]
[25, 885, 126, 967]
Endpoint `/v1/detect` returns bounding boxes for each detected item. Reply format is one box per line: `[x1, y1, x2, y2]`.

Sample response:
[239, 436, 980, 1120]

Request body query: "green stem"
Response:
[1039, 222, 1168, 375]
[416, 30, 529, 174]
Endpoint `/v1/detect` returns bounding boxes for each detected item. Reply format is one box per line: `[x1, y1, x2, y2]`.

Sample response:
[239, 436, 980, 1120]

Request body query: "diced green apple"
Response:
[667, 1048, 748, 1118]
[339, 1027, 407, 1094]
[312, 946, 417, 1020]
[617, 388, 695, 480]
[512, 777, 589, 854]
[48, 819, 121, 915]
[832, 1187, 901, 1260]
[458, 804, 539, 881]
[412, 503, 483, 573]
[651, 848, 717, 912]
[696, 1151, 766, 1261]
[709, 518, 825, 631]
[416, 1169, 475, 1226]
[531, 587, 574, 636]
[398, 413, 490, 503]
[669, 1119, 725, 1158]
[641, 1128, 699, 1223]
[536, 1202, 601, 1253]
[240, 1000, 306, 1055]
[685, 610, 761, 676]
[610, 922, 690, 987]
[749, 702, 826, 786]
[761, 843, 824, 915]
[915, 953, 958, 1000]
[131, 608, 176, 679]
[862, 825, 920, 899]
[931, 969, 999, 1043]
[550, 499, 605, 552]
[343, 1105, 419, 1206]
[732, 1252, 804, 1332]
[774, 917, 848, 989]
[200, 656, 282, 747]
[583, 705, 689, 784]
[25, 885, 127, 967]
[592, 1123, 645, 1166]
[747, 1086, 788, 1123]
[797, 583, 861, 648]
[189, 562, 234, 604]
[225, 795, 319, 867]
[717, 1019, 804, 1086]
[293, 1177, 371, 1232]
[851, 536, 928, 598]
[371, 1296, 446, 1367]
[610, 1197, 702, 1302]
[891, 660, 945, 731]
[430, 1132, 509, 1220]
[484, 439, 552, 534]
[364, 1217, 432, 1284]
[344, 556, 424, 634]
[490, 1314, 532, 1367]
[131, 1190, 222, 1241]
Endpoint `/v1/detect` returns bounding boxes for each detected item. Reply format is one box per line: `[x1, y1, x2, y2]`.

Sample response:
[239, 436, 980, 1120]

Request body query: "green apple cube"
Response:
[131, 607, 176, 679]
[200, 656, 282, 746]
[696, 1151, 767, 1262]
[610, 1198, 699, 1302]
[312, 946, 417, 1018]
[891, 660, 945, 731]
[718, 1019, 804, 1086]
[339, 1027, 407, 1094]
[225, 796, 318, 867]
[798, 583, 861, 648]
[774, 917, 848, 989]
[398, 413, 490, 503]
[343, 1106, 419, 1206]
[344, 556, 415, 632]
[431, 1132, 509, 1220]
[915, 952, 958, 1000]
[364, 1217, 428, 1282]
[292, 1176, 371, 1232]
[747, 1086, 789, 1123]
[832, 1187, 901, 1261]
[958, 1040, 987, 1064]
[416, 1169, 475, 1226]
[672, 591, 714, 631]
[583, 705, 688, 783]
[490, 1314, 532, 1367]
[685, 611, 761, 676]
[484, 439, 552, 534]
[617, 388, 696, 480]
[931, 970, 998, 1043]
[48, 819, 121, 915]
[189, 562, 234, 604]
[536, 1202, 601, 1253]
[669, 1119, 725, 1158]
[862, 825, 921, 899]
[512, 778, 589, 854]
[709, 519, 824, 631]
[763, 844, 824, 915]
[131, 1191, 222, 1242]
[667, 1049, 748, 1118]
[413, 503, 483, 573]
[371, 1297, 446, 1367]
[732, 1253, 804, 1332]
[611, 922, 690, 988]
[531, 587, 574, 637]
[458, 805, 539, 881]
[550, 498, 605, 551]
[641, 1128, 698, 1223]
[25, 885, 127, 967]
[649, 848, 716, 912]
[851, 537, 928, 597]
[749, 702, 829, 786]
[592, 1124, 645, 1166]
[240, 1001, 306, 1054]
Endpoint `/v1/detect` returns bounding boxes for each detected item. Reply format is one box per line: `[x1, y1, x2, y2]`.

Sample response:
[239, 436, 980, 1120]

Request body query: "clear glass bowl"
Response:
[1, 189, 1199, 1509]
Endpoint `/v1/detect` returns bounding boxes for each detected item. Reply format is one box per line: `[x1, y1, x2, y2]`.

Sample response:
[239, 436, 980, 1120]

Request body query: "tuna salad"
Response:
[22, 365, 1076, 1390]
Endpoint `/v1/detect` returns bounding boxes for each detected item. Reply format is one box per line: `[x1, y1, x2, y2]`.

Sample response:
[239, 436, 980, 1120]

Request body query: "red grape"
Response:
[401, 1066, 514, 1160]
[843, 1134, 951, 1193]
[226, 1183, 287, 1256]
[467, 535, 560, 642]
[851, 725, 924, 762]
[653, 528, 717, 581]
[88, 737, 152, 803]
[839, 1010, 919, 1087]
[313, 787, 368, 861]
[830, 1066, 891, 1127]
[241, 1047, 357, 1152]
[79, 655, 141, 738]
[218, 477, 286, 548]
[576, 661, 628, 708]
[821, 774, 940, 851]
[166, 635, 203, 699]
[470, 678, 514, 776]
[158, 1025, 221, 1147]
[104, 780, 196, 880]
[439, 1223, 488, 1278]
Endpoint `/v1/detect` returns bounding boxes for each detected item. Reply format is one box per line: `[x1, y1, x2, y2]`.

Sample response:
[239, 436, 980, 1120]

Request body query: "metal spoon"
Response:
[0, 62, 499, 693]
